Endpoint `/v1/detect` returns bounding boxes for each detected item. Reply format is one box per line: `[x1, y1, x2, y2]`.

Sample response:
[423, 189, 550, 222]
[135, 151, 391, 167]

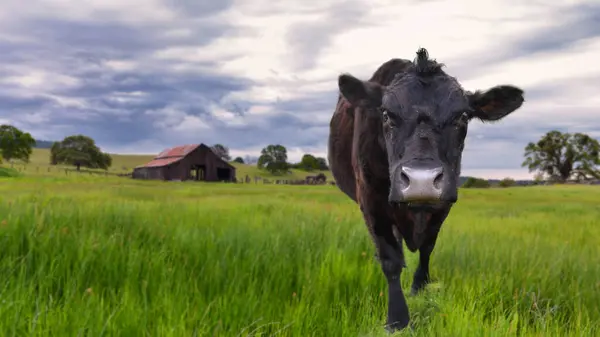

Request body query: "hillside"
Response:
[17, 148, 332, 181]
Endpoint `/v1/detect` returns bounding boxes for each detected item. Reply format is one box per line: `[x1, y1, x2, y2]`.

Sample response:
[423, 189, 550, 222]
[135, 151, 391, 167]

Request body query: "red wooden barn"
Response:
[132, 144, 236, 182]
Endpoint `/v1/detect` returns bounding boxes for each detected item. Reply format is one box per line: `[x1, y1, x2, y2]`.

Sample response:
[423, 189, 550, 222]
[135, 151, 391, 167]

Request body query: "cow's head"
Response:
[338, 48, 524, 209]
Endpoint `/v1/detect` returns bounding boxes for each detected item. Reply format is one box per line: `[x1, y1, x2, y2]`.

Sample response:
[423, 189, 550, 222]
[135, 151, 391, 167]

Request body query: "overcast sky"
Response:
[1, 0, 599, 179]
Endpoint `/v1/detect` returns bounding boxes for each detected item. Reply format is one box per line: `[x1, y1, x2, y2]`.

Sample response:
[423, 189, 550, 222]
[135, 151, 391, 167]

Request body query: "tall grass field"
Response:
[1, 173, 599, 336]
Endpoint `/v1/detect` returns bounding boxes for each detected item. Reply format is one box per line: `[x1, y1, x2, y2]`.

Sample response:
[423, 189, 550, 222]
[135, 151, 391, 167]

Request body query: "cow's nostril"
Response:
[433, 172, 443, 189]
[400, 172, 410, 188]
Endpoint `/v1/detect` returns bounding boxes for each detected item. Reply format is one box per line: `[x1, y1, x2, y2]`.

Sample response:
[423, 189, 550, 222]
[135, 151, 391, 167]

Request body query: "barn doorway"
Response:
[216, 168, 231, 181]
[190, 165, 206, 181]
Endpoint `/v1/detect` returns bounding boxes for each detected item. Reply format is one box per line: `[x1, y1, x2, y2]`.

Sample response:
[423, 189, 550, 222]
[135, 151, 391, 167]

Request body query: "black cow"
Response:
[327, 48, 525, 332]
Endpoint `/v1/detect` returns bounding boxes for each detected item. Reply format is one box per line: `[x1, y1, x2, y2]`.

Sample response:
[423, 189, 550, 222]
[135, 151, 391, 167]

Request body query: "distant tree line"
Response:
[3, 124, 598, 182]
[209, 143, 328, 175]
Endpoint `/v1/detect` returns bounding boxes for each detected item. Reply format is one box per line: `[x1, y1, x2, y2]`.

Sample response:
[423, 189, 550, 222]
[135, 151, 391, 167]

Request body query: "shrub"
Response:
[498, 177, 516, 187]
[462, 177, 490, 188]
[0, 167, 21, 178]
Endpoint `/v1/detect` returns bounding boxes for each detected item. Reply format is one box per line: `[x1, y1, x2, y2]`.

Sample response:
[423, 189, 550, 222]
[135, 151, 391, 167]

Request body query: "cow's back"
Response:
[328, 58, 414, 203]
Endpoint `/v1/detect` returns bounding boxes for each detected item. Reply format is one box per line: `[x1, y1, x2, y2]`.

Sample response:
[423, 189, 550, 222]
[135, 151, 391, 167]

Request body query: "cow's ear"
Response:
[338, 74, 383, 107]
[468, 85, 524, 121]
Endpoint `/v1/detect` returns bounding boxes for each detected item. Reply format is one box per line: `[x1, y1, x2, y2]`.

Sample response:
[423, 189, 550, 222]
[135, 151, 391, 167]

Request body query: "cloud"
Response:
[1, 0, 599, 179]
[284, 0, 373, 71]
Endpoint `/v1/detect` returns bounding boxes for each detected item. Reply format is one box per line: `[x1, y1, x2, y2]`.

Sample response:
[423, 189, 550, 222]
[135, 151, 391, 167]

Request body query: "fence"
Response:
[4, 163, 132, 177]
[237, 175, 334, 185]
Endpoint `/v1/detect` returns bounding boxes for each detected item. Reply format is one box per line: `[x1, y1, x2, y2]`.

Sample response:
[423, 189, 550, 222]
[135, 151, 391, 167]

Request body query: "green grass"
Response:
[0, 167, 20, 178]
[14, 148, 332, 180]
[0, 175, 599, 336]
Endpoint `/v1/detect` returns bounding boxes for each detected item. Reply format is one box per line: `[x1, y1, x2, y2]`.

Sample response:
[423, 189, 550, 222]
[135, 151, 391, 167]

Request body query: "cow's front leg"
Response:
[360, 194, 410, 332]
[377, 234, 410, 332]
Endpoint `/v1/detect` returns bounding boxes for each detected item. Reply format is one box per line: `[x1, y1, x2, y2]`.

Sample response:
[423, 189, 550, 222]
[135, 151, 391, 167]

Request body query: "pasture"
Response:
[15, 148, 333, 181]
[0, 173, 599, 336]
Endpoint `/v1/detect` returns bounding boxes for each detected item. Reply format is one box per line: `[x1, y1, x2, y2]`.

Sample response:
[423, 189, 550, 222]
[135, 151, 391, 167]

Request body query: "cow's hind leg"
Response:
[410, 233, 438, 295]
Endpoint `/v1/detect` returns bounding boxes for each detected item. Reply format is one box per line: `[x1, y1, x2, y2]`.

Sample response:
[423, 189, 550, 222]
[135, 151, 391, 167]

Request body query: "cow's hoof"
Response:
[384, 320, 411, 334]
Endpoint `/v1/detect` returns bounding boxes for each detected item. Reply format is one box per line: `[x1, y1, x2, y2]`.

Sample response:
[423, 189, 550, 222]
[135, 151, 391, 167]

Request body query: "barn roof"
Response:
[134, 143, 236, 169]
[155, 144, 199, 159]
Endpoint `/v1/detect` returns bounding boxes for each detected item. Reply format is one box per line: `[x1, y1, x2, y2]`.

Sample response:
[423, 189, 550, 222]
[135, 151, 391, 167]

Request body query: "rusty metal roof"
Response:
[135, 144, 200, 168]
[138, 157, 182, 168]
[155, 144, 200, 159]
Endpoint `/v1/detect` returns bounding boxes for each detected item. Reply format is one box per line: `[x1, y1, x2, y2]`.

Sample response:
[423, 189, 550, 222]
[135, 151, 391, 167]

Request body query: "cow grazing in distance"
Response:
[327, 48, 524, 332]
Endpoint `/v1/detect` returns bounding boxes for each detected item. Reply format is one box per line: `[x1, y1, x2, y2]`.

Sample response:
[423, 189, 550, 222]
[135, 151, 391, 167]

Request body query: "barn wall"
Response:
[164, 160, 188, 181]
[200, 146, 236, 182]
[133, 167, 165, 180]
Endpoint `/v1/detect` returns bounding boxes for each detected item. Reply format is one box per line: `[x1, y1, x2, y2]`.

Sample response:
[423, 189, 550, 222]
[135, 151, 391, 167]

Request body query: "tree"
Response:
[498, 177, 516, 187]
[522, 130, 600, 182]
[0, 124, 36, 163]
[298, 154, 319, 171]
[233, 156, 244, 164]
[257, 144, 289, 174]
[315, 157, 329, 170]
[51, 135, 112, 171]
[210, 144, 231, 161]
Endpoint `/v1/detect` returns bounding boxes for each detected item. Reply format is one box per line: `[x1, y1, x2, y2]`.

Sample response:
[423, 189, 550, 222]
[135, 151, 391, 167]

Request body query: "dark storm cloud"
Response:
[0, 94, 55, 110]
[0, 0, 258, 149]
[508, 3, 600, 57]
[164, 0, 236, 17]
[17, 68, 255, 147]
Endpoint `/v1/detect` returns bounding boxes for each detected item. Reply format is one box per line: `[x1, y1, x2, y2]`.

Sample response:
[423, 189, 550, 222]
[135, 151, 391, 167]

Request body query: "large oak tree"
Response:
[0, 124, 36, 163]
[51, 135, 112, 171]
[522, 130, 600, 182]
[257, 144, 289, 174]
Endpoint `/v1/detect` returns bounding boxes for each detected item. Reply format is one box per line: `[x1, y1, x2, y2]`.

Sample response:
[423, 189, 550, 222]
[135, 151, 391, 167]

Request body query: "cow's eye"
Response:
[381, 109, 397, 128]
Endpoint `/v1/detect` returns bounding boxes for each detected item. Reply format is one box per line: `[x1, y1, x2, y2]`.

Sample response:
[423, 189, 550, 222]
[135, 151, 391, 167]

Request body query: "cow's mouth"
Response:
[406, 202, 438, 213]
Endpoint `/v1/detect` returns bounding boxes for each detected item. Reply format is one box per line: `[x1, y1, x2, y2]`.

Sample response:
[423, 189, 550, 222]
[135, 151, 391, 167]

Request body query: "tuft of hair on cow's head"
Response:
[337, 47, 525, 206]
[413, 47, 444, 76]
